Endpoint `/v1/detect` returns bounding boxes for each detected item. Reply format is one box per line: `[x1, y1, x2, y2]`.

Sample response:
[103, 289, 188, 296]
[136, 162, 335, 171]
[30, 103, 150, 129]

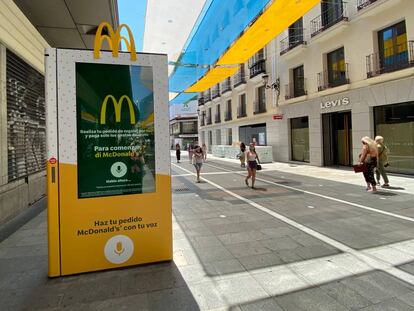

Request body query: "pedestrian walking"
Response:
[188, 143, 194, 163]
[202, 143, 207, 162]
[239, 142, 246, 168]
[375, 135, 390, 188]
[245, 143, 260, 189]
[358, 136, 378, 193]
[192, 145, 204, 183]
[175, 143, 181, 163]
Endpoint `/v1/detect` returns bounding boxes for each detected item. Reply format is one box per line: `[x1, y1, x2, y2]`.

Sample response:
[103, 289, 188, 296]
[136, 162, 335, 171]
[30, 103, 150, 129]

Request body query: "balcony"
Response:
[366, 41, 414, 78]
[285, 78, 307, 100]
[206, 116, 212, 125]
[280, 35, 306, 56]
[310, 3, 348, 38]
[214, 113, 221, 124]
[211, 85, 220, 99]
[198, 95, 204, 106]
[357, 0, 378, 10]
[237, 106, 247, 118]
[249, 59, 266, 79]
[253, 100, 266, 114]
[224, 110, 232, 121]
[317, 64, 350, 91]
[221, 78, 232, 95]
[204, 90, 211, 103]
[233, 66, 246, 88]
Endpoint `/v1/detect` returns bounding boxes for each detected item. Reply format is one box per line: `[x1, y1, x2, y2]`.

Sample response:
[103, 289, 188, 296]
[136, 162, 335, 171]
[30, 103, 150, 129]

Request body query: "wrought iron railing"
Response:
[280, 33, 306, 55]
[317, 64, 350, 91]
[310, 2, 348, 38]
[285, 78, 307, 99]
[249, 59, 266, 78]
[253, 100, 266, 114]
[357, 0, 378, 10]
[221, 77, 232, 94]
[366, 41, 414, 78]
[211, 84, 220, 99]
[198, 95, 204, 106]
[204, 90, 211, 103]
[237, 105, 247, 118]
[233, 66, 246, 87]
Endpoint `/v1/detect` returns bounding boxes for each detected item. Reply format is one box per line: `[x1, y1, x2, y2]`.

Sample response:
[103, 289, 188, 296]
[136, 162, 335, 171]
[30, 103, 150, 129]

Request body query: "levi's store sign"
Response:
[320, 97, 350, 109]
[46, 22, 171, 277]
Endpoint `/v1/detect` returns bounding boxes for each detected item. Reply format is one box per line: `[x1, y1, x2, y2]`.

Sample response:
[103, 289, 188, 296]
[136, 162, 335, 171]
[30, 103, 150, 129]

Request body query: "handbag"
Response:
[353, 163, 367, 173]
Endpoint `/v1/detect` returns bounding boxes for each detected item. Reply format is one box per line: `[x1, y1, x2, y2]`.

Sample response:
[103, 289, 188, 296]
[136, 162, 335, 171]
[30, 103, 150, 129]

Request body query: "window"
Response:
[182, 121, 197, 134]
[225, 100, 232, 121]
[207, 108, 212, 124]
[172, 123, 180, 134]
[327, 47, 347, 87]
[249, 49, 266, 78]
[208, 131, 213, 148]
[374, 102, 414, 175]
[288, 18, 304, 47]
[215, 105, 221, 123]
[321, 0, 344, 28]
[254, 86, 266, 114]
[293, 65, 305, 97]
[291, 117, 310, 162]
[378, 21, 408, 72]
[238, 94, 246, 118]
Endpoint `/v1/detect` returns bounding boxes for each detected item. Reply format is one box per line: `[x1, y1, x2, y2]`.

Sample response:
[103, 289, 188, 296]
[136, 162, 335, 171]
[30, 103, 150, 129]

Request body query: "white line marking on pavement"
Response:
[172, 162, 414, 286]
[204, 162, 414, 223]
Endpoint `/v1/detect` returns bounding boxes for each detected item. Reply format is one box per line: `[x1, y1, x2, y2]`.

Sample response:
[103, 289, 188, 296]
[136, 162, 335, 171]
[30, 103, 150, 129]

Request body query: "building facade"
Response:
[0, 0, 49, 224]
[169, 99, 199, 149]
[199, 0, 414, 175]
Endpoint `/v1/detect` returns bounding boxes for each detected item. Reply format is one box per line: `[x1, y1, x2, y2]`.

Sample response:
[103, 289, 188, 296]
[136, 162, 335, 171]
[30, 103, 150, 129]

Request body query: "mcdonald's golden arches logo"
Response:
[100, 95, 136, 125]
[94, 22, 137, 61]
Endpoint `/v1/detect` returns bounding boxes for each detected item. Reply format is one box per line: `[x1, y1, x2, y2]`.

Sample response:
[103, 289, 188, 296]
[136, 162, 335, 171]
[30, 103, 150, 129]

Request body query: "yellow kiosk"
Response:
[45, 23, 172, 276]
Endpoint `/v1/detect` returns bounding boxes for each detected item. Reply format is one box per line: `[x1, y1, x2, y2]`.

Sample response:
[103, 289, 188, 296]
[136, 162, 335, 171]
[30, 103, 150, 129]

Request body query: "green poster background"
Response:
[76, 63, 156, 198]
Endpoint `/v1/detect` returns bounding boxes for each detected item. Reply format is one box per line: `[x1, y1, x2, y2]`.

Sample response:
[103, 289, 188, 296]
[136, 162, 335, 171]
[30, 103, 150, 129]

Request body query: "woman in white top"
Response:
[245, 143, 260, 189]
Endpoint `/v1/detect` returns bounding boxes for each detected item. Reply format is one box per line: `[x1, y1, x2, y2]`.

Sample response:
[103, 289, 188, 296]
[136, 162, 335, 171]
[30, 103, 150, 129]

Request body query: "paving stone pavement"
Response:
[1, 156, 414, 310]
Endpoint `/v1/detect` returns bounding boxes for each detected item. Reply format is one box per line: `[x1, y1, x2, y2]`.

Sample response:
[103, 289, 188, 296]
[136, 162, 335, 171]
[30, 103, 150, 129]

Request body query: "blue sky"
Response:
[118, 0, 147, 52]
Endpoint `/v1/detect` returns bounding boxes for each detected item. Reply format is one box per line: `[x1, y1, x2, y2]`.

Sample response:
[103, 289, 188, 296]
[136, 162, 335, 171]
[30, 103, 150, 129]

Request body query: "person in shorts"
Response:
[192, 145, 204, 183]
[245, 143, 260, 189]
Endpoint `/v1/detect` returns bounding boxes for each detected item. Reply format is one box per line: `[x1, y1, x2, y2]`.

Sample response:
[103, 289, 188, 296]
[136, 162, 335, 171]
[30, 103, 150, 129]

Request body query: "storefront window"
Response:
[216, 129, 221, 145]
[374, 103, 414, 175]
[227, 128, 232, 145]
[291, 117, 310, 162]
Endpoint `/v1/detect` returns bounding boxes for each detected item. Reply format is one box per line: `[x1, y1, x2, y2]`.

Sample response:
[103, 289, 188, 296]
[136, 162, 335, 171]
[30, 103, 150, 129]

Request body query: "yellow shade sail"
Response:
[185, 66, 239, 93]
[217, 0, 320, 65]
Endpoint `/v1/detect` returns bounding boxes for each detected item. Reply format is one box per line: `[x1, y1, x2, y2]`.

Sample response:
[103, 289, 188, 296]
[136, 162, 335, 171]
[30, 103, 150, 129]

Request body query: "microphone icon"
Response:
[114, 241, 124, 256]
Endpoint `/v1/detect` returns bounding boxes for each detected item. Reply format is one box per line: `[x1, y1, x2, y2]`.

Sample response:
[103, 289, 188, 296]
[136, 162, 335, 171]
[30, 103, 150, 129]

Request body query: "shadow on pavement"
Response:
[18, 261, 200, 311]
[229, 270, 414, 311]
